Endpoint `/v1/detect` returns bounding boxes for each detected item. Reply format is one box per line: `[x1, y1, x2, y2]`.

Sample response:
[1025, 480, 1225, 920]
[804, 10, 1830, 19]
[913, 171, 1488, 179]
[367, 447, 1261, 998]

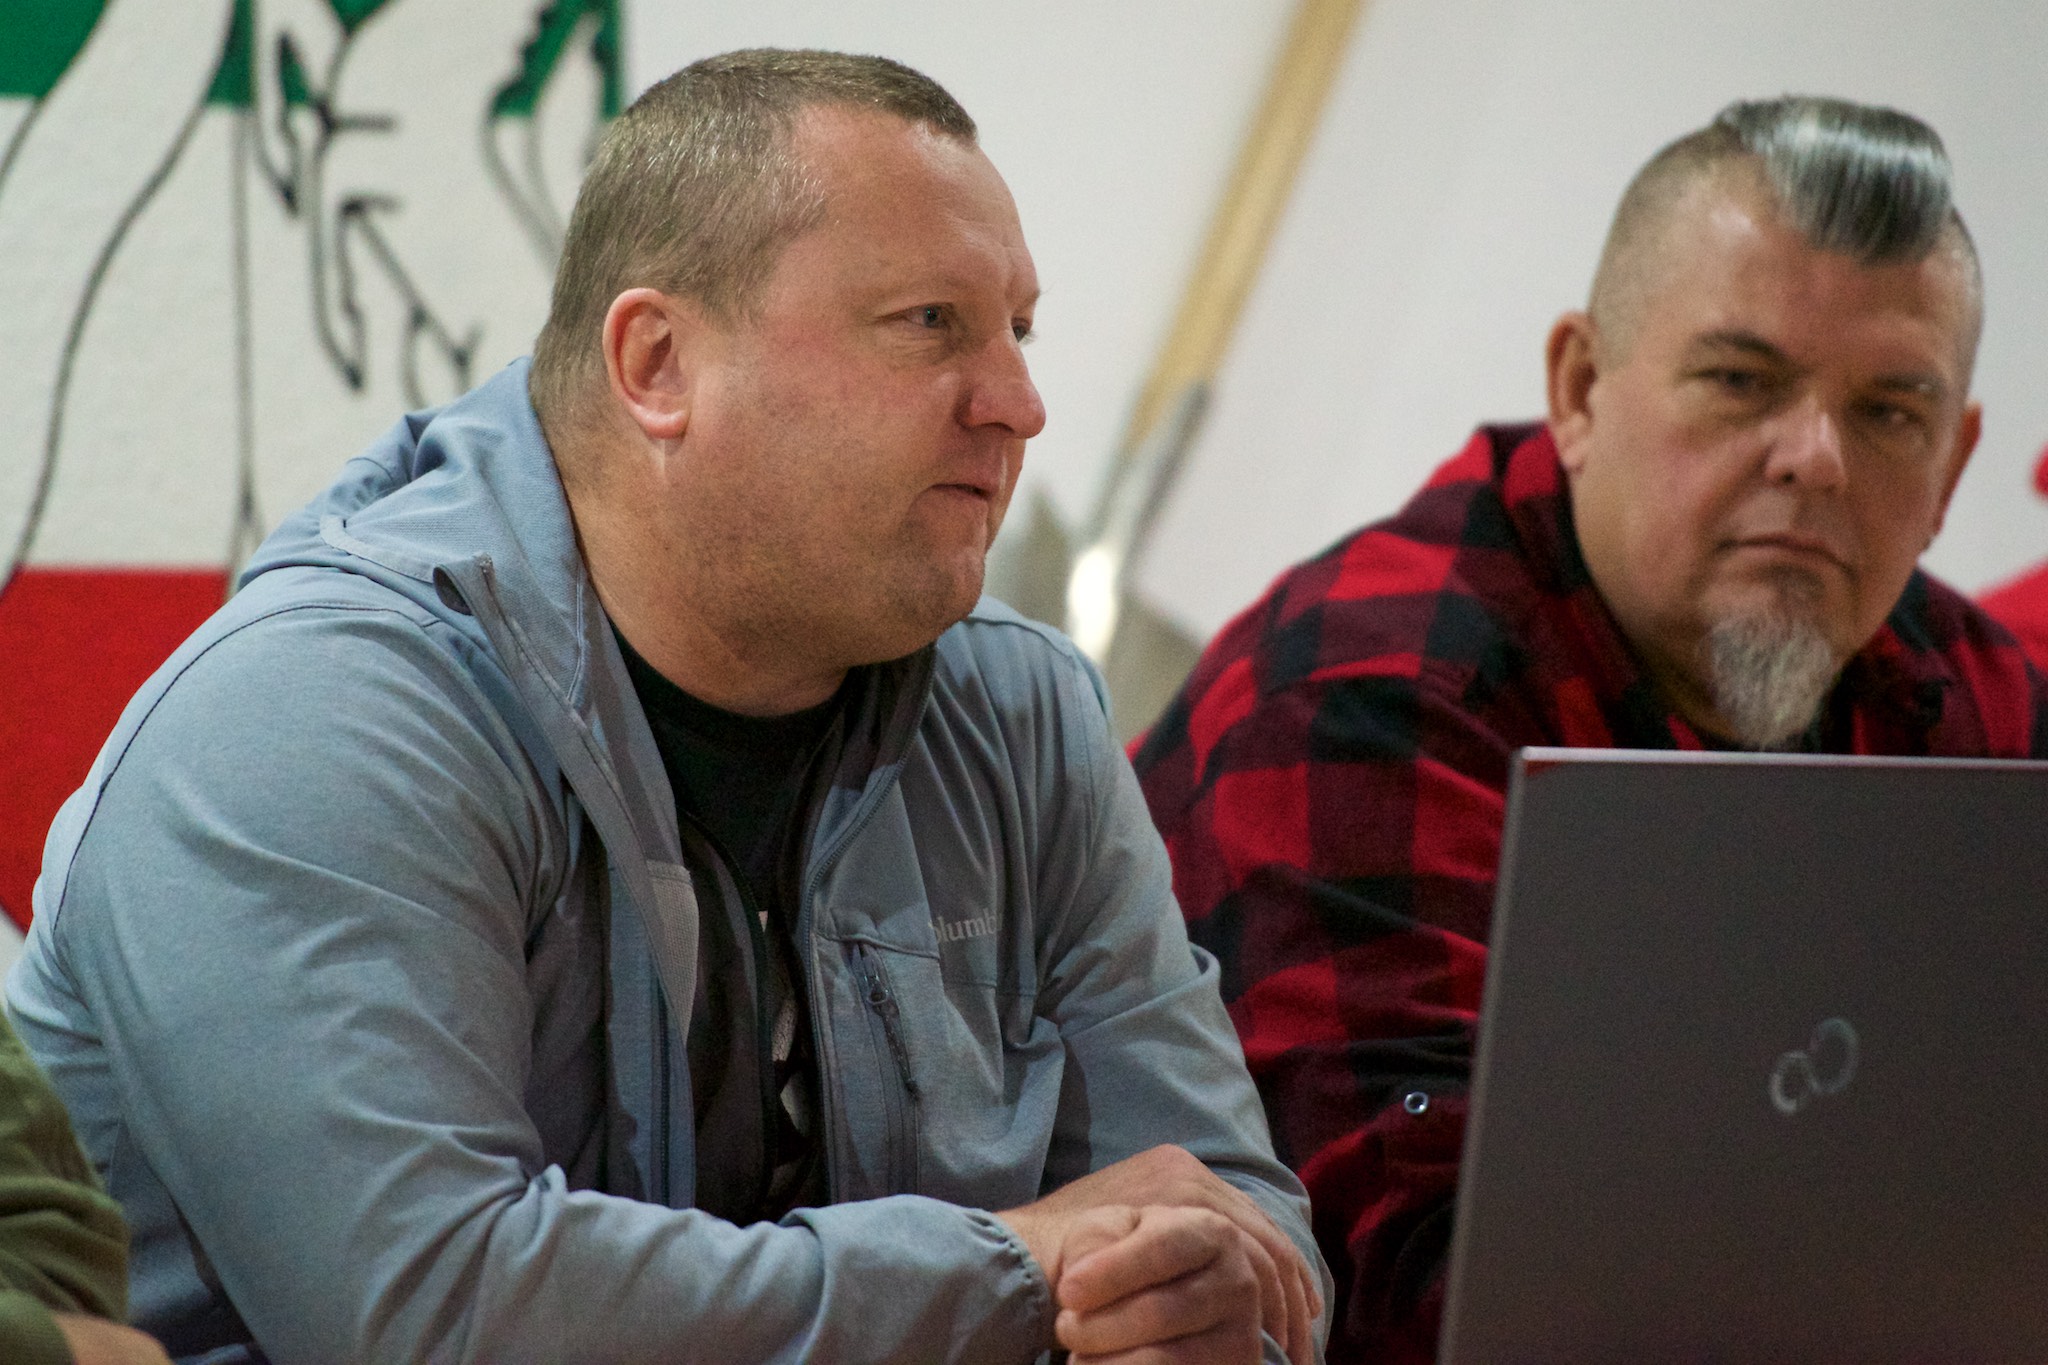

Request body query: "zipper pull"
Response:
[857, 947, 919, 1099]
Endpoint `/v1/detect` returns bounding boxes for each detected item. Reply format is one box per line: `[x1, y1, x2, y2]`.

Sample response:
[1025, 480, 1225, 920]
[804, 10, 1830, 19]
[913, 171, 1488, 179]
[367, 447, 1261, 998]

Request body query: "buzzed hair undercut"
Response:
[529, 48, 977, 432]
[1589, 95, 1983, 362]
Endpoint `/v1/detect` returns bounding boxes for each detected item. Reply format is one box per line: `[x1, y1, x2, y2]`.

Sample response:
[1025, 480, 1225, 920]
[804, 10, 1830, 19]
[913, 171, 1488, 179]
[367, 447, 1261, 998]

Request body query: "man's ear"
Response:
[1926, 399, 1983, 545]
[602, 288, 702, 442]
[1545, 311, 1600, 474]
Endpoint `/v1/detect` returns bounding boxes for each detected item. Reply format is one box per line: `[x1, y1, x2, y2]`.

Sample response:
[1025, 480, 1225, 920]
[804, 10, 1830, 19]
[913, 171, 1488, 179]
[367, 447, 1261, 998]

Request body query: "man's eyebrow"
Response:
[1683, 330, 1791, 364]
[1870, 371, 1947, 400]
[864, 271, 1041, 313]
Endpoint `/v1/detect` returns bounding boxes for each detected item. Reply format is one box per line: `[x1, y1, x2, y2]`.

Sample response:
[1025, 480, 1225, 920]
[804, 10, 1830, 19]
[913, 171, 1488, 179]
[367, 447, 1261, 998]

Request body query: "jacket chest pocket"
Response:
[816, 928, 1061, 1212]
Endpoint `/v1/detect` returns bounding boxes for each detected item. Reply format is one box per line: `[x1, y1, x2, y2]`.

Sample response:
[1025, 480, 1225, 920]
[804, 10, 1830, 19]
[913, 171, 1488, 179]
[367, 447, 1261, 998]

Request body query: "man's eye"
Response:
[1013, 322, 1035, 344]
[1707, 368, 1766, 394]
[912, 305, 947, 328]
[1860, 400, 1926, 432]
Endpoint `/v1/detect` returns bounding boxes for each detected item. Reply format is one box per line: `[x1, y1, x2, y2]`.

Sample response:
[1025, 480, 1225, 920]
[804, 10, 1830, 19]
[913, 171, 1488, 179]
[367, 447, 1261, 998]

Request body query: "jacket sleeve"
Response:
[1026, 635, 1334, 1365]
[1131, 622, 1513, 1365]
[33, 603, 1049, 1365]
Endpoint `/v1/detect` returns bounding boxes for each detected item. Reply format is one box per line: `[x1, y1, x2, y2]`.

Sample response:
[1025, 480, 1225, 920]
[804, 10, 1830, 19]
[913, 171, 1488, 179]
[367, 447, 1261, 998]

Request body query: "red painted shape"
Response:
[0, 566, 228, 932]
[2035, 444, 2048, 500]
[1981, 560, 2048, 675]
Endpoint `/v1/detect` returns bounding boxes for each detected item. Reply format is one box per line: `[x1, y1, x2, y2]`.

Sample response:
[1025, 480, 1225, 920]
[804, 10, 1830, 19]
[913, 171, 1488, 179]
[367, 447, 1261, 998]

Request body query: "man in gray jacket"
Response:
[7, 48, 1326, 1365]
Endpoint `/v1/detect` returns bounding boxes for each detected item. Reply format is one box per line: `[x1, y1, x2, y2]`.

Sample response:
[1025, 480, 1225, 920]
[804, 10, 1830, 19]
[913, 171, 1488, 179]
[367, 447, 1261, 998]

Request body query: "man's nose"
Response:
[1764, 394, 1848, 491]
[964, 335, 1047, 439]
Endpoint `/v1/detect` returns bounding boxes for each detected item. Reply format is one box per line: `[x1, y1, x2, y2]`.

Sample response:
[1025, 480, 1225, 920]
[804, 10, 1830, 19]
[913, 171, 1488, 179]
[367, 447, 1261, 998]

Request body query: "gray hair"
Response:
[529, 48, 977, 435]
[1714, 95, 1956, 262]
[1590, 95, 1981, 357]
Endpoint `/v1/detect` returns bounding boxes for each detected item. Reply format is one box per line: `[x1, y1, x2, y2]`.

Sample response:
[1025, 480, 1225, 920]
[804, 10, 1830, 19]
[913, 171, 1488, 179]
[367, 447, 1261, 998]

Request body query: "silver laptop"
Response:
[1441, 748, 2048, 1365]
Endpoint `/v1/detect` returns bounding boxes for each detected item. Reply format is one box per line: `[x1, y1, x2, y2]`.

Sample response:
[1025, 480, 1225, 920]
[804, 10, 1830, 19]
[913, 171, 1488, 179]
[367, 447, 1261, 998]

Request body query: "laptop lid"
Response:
[1440, 748, 2048, 1365]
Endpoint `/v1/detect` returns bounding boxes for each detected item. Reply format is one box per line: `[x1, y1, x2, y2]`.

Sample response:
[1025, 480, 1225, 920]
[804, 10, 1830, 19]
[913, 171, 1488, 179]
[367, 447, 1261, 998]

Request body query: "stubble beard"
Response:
[1701, 580, 1842, 749]
[835, 516, 995, 666]
[883, 493, 1006, 647]
[880, 552, 984, 652]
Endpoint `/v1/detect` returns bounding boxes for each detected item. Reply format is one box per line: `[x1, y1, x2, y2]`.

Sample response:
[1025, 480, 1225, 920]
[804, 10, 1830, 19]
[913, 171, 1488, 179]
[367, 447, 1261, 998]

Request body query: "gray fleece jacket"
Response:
[7, 361, 1325, 1364]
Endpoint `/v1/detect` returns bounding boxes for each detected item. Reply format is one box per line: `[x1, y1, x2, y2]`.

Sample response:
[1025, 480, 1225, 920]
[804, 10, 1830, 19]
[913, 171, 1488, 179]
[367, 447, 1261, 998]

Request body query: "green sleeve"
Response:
[0, 1287, 75, 1365]
[0, 1010, 128, 1322]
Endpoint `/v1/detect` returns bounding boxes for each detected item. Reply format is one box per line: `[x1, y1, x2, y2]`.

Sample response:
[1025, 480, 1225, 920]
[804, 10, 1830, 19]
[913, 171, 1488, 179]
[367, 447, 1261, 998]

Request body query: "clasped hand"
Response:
[998, 1144, 1321, 1365]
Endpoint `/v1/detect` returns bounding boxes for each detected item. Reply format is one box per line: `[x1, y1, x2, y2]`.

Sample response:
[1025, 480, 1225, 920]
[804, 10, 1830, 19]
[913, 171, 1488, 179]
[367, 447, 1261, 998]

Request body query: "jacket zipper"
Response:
[463, 556, 698, 1208]
[853, 940, 920, 1193]
[650, 956, 672, 1207]
[800, 763, 916, 1201]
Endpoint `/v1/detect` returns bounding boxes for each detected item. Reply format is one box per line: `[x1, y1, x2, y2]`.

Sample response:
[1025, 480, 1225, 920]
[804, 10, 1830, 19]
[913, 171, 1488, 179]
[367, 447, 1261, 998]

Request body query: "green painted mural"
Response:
[495, 0, 622, 119]
[0, 0, 106, 98]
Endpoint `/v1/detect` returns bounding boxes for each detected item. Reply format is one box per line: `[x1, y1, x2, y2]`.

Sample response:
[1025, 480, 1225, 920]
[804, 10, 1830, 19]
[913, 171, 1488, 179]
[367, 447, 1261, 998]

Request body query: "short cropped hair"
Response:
[529, 49, 977, 430]
[1590, 95, 1982, 361]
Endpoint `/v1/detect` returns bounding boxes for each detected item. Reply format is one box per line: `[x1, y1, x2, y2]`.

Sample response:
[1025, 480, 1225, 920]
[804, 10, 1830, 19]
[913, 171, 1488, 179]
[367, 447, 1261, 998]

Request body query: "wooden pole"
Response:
[1114, 0, 1366, 463]
[1062, 0, 1365, 667]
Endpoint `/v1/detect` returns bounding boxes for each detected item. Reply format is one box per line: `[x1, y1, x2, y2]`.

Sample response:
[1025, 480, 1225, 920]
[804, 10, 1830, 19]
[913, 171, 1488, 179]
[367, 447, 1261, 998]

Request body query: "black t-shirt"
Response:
[614, 628, 842, 1222]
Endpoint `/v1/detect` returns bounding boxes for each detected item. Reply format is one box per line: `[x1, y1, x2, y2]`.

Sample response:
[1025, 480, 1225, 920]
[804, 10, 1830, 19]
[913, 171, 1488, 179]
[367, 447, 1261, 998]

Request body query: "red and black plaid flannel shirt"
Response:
[1132, 422, 2048, 1364]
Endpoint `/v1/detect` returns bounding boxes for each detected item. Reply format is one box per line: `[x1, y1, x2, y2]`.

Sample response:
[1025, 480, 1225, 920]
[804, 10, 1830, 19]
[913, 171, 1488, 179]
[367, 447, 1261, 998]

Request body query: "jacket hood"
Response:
[233, 358, 707, 1016]
[242, 359, 600, 710]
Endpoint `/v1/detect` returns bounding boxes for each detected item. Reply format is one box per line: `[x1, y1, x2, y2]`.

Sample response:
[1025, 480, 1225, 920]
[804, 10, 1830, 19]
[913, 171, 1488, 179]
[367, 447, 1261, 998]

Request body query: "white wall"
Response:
[635, 1, 2048, 643]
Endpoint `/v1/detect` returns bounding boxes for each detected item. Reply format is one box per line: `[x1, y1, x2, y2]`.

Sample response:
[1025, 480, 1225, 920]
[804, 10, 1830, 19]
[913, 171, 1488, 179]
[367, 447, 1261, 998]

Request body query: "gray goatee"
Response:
[1703, 610, 1841, 749]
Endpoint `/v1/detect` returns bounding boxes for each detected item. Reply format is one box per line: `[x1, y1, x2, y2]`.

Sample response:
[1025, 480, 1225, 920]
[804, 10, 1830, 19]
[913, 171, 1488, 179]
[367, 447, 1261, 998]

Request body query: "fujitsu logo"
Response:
[1770, 1016, 1859, 1116]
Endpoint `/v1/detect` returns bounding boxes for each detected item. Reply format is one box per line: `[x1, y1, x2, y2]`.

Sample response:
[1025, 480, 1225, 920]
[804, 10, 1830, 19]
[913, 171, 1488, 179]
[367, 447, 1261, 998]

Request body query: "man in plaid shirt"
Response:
[1133, 95, 2048, 1363]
